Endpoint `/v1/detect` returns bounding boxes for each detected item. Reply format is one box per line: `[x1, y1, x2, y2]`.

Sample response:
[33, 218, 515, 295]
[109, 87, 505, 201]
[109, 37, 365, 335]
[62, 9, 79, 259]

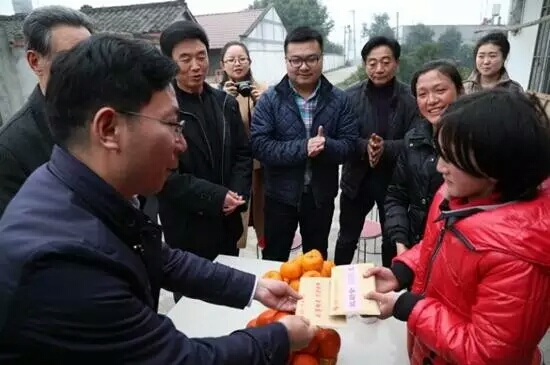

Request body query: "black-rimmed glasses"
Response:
[286, 54, 322, 68]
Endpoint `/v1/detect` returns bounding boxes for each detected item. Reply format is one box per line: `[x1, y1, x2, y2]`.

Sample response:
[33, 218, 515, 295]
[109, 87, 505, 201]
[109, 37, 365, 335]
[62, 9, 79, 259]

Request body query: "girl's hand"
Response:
[251, 85, 262, 102]
[223, 81, 238, 97]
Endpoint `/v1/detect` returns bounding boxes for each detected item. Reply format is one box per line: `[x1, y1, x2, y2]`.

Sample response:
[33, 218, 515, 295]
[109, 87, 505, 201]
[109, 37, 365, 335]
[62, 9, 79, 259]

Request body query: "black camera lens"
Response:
[236, 81, 252, 97]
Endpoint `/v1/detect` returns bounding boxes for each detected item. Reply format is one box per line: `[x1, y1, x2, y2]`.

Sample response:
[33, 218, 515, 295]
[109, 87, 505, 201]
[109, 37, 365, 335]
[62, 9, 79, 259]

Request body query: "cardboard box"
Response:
[295, 263, 380, 327]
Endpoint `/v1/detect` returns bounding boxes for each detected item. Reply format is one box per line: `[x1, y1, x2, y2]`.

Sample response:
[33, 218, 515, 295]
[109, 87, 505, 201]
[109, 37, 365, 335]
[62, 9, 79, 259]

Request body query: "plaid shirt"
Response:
[290, 80, 321, 187]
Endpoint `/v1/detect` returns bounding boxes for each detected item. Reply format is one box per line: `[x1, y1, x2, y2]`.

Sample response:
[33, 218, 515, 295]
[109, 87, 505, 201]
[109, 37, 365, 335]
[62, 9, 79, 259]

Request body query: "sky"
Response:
[0, 0, 510, 49]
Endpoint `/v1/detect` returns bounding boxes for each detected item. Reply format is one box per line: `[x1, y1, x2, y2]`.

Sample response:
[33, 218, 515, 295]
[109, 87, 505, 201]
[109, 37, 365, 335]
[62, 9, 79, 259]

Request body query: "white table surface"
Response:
[167, 255, 409, 364]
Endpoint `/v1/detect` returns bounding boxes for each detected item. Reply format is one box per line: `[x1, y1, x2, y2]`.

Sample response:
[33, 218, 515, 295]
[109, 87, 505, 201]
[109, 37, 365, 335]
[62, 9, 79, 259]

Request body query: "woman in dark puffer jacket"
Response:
[384, 60, 463, 255]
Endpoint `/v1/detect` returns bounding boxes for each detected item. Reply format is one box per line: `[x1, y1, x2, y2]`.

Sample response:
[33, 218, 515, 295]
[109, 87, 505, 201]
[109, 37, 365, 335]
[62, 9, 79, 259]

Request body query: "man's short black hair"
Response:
[361, 36, 401, 61]
[45, 34, 179, 147]
[160, 20, 209, 57]
[23, 5, 94, 56]
[284, 26, 324, 53]
[435, 89, 550, 202]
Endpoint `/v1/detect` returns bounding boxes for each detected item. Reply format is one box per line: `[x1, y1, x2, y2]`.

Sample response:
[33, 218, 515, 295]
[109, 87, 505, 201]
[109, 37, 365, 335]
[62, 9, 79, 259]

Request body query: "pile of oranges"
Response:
[262, 249, 335, 292]
[253, 250, 340, 364]
[247, 308, 342, 365]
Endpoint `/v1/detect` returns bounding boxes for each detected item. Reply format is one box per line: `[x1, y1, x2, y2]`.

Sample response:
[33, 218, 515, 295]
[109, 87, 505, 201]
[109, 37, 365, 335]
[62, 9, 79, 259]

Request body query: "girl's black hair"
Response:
[473, 32, 510, 76]
[410, 59, 464, 98]
[434, 89, 550, 202]
[219, 41, 253, 86]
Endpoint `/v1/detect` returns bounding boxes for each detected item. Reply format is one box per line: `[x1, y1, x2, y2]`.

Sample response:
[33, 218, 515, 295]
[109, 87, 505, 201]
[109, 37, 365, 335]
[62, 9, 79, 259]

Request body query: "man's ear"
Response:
[26, 50, 44, 76]
[91, 107, 121, 151]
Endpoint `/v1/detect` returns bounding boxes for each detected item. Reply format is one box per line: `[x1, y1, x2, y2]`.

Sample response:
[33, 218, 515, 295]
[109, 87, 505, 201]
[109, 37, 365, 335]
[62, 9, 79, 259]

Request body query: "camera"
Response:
[235, 81, 253, 97]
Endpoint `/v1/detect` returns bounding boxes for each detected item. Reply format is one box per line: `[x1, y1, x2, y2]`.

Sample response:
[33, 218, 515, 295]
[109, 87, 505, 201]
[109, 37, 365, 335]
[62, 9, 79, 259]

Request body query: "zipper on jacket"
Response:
[420, 226, 446, 296]
[181, 110, 215, 172]
[419, 222, 476, 295]
[220, 94, 228, 186]
[448, 226, 476, 251]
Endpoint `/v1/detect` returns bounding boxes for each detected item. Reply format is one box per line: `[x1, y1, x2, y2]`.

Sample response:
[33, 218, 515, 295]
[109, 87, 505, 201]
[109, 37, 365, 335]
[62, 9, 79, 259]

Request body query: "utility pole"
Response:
[351, 10, 357, 63]
[396, 11, 400, 41]
[343, 26, 348, 63]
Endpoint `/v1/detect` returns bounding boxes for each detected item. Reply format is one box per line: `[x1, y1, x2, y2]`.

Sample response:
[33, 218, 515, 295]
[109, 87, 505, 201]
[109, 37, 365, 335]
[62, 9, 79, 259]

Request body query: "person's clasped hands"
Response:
[367, 133, 384, 167]
[223, 190, 245, 215]
[307, 126, 325, 157]
[253, 278, 318, 351]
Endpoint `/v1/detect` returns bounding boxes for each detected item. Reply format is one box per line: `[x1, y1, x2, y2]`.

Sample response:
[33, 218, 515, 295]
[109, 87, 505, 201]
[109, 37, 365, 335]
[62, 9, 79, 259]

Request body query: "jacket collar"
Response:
[47, 145, 153, 238]
[29, 85, 55, 146]
[464, 68, 514, 89]
[409, 120, 434, 147]
[362, 78, 406, 107]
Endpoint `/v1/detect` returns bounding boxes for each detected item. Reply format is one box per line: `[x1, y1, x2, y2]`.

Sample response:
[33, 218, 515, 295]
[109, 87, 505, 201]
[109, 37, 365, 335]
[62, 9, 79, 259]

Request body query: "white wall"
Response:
[506, 0, 544, 89]
[244, 7, 345, 86]
[0, 27, 36, 124]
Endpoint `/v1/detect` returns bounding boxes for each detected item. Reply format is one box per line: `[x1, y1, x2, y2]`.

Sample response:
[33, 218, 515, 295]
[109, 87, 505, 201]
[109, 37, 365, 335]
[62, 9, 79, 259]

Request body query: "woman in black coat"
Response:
[384, 60, 464, 255]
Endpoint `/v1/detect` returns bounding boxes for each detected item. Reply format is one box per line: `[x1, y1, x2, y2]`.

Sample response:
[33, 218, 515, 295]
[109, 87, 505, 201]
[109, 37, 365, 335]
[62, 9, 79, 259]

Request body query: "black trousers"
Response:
[335, 175, 395, 267]
[262, 190, 335, 262]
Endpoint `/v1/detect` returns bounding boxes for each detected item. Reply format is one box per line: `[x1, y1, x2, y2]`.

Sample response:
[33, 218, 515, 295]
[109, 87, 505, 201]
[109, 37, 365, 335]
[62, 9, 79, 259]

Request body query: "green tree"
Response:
[398, 42, 442, 84]
[404, 24, 435, 49]
[438, 27, 463, 60]
[361, 13, 395, 39]
[249, 0, 334, 38]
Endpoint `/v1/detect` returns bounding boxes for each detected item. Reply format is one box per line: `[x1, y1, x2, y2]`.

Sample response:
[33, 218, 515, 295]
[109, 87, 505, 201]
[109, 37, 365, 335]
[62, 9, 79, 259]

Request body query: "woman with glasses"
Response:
[219, 41, 267, 251]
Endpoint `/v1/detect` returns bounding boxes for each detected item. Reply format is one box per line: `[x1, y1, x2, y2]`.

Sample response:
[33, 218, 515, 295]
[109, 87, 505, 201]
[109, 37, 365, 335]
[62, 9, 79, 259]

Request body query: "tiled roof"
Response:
[0, 0, 195, 43]
[196, 7, 269, 49]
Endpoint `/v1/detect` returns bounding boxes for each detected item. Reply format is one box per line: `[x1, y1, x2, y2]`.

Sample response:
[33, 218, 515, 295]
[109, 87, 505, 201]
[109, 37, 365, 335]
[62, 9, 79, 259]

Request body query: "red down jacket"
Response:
[394, 181, 550, 365]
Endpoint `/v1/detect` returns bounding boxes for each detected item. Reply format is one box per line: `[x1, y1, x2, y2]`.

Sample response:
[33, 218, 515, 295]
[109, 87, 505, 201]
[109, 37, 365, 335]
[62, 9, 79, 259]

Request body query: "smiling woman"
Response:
[384, 60, 463, 254]
[463, 32, 523, 94]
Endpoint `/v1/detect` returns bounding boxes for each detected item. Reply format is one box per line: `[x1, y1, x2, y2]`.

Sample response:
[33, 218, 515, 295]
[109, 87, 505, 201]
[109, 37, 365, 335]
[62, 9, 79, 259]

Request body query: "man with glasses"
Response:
[158, 21, 252, 291]
[0, 34, 316, 363]
[250, 26, 358, 261]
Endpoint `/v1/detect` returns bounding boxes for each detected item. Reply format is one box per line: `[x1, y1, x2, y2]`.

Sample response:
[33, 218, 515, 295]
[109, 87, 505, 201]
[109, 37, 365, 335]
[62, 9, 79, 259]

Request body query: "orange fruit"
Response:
[256, 309, 278, 326]
[291, 353, 319, 365]
[263, 270, 283, 280]
[302, 270, 321, 277]
[316, 328, 341, 358]
[302, 250, 324, 272]
[280, 260, 303, 281]
[321, 261, 335, 277]
[289, 279, 300, 292]
[273, 311, 290, 322]
[298, 335, 319, 355]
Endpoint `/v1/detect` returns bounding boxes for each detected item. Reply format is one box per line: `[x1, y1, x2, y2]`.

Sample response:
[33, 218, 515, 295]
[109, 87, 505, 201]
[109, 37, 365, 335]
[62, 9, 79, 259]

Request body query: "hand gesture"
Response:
[365, 291, 401, 320]
[253, 278, 301, 312]
[363, 266, 399, 294]
[278, 315, 318, 352]
[223, 81, 238, 97]
[251, 85, 262, 102]
[223, 190, 245, 215]
[307, 126, 326, 157]
[367, 133, 384, 167]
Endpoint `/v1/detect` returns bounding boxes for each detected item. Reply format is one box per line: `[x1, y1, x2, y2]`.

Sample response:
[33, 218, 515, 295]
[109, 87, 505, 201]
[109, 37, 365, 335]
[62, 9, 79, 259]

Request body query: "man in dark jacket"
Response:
[336, 36, 419, 267]
[251, 27, 358, 261]
[0, 34, 316, 364]
[158, 21, 252, 271]
[0, 6, 93, 216]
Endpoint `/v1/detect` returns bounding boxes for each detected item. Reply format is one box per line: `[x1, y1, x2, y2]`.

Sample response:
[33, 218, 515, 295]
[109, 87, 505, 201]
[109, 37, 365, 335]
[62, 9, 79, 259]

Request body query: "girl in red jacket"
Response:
[367, 89, 550, 365]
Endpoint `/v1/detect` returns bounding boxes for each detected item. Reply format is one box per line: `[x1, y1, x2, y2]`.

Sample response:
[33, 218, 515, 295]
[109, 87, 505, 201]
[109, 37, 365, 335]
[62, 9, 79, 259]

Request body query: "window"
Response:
[528, 0, 550, 93]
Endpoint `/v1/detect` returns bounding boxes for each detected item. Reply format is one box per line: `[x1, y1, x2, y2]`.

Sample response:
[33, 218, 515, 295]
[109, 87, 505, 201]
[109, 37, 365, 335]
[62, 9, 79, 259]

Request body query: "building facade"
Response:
[506, 0, 550, 92]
